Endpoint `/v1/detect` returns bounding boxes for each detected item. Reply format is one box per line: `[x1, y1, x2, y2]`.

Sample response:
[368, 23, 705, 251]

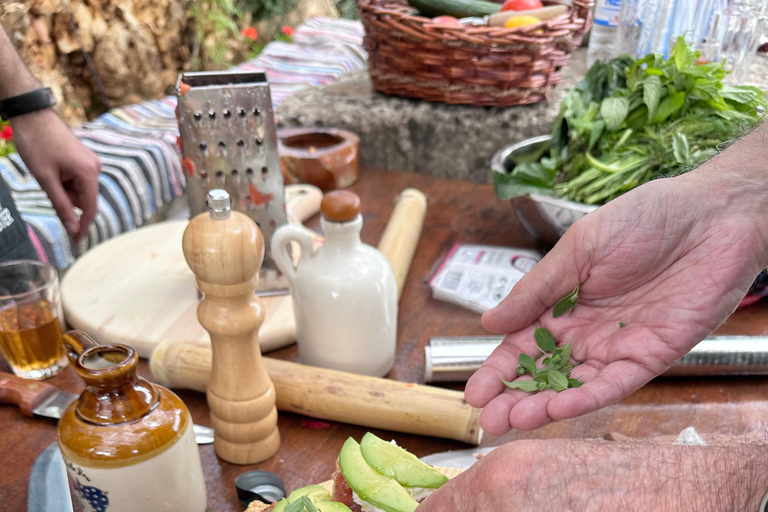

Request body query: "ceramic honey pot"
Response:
[182, 189, 280, 464]
[271, 190, 398, 377]
[58, 330, 207, 512]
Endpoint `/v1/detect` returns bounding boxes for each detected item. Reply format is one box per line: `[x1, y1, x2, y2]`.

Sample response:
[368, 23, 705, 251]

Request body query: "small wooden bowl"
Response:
[278, 128, 360, 191]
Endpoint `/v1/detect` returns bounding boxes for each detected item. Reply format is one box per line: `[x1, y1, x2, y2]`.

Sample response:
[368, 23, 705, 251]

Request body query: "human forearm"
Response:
[0, 25, 41, 98]
[683, 120, 768, 265]
[420, 439, 768, 512]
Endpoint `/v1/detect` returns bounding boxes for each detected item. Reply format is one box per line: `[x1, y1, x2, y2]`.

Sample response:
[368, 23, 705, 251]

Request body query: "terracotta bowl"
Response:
[278, 128, 360, 191]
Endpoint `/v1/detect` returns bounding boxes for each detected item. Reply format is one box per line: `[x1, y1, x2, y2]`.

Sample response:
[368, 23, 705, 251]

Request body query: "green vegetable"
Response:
[494, 37, 767, 204]
[553, 285, 579, 317]
[504, 328, 584, 393]
[286, 497, 320, 512]
[408, 0, 500, 18]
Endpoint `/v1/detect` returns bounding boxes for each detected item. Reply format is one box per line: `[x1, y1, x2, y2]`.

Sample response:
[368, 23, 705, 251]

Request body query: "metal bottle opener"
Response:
[176, 71, 288, 294]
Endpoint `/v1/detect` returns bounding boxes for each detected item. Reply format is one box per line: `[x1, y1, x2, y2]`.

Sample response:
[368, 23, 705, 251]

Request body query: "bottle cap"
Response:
[207, 189, 232, 219]
[320, 190, 361, 222]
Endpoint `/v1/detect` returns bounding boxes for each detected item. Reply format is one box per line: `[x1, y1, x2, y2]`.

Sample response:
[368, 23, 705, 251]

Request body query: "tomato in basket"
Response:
[431, 15, 463, 26]
[500, 0, 543, 11]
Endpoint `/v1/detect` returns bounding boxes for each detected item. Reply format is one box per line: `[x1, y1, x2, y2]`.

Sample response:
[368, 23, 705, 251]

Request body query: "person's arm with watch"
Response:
[0, 27, 100, 243]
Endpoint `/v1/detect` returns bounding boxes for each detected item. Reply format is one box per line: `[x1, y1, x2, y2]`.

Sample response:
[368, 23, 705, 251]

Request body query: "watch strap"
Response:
[0, 87, 57, 121]
[760, 490, 768, 512]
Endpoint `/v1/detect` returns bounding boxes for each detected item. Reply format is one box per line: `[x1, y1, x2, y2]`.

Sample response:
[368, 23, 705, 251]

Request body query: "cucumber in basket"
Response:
[409, 0, 501, 18]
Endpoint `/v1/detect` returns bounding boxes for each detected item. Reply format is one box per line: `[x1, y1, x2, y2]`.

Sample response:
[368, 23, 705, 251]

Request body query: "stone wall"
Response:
[0, 0, 201, 125]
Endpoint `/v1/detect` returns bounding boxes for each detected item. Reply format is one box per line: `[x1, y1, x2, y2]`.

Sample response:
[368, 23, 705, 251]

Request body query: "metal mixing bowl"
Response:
[491, 135, 597, 247]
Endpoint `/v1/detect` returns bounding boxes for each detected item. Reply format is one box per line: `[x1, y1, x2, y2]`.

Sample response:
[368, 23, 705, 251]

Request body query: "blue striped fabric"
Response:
[4, 17, 366, 269]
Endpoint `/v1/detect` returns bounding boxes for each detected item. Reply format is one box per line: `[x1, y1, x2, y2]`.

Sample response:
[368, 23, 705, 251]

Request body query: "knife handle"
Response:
[0, 371, 58, 417]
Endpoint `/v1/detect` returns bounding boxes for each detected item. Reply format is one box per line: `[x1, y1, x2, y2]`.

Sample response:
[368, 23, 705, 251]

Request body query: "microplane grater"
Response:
[176, 71, 288, 294]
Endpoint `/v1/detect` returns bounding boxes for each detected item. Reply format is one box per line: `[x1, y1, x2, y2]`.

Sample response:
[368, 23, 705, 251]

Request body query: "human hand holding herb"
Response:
[467, 123, 768, 434]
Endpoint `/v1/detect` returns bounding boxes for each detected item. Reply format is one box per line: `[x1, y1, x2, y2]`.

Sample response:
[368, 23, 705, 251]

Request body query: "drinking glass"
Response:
[616, 0, 768, 85]
[0, 260, 66, 379]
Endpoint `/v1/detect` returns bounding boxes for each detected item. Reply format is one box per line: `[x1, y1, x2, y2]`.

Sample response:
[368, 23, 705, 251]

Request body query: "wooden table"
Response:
[3, 169, 768, 511]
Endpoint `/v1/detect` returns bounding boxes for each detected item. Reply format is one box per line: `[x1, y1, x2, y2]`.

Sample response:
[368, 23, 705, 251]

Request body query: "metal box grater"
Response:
[176, 71, 288, 293]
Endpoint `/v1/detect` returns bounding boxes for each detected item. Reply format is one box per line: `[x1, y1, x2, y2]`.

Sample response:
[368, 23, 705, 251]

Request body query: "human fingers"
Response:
[481, 225, 587, 335]
[464, 327, 539, 409]
[546, 359, 656, 421]
[36, 170, 79, 237]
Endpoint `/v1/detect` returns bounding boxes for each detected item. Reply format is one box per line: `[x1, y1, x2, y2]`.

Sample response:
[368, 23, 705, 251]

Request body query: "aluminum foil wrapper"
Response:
[424, 335, 768, 383]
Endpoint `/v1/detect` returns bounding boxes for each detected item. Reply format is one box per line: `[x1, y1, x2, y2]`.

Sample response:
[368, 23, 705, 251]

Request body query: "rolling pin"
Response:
[150, 338, 482, 445]
[377, 189, 428, 300]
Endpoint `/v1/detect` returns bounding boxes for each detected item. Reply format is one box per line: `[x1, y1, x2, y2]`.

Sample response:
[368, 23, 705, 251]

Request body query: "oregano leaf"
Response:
[518, 353, 537, 374]
[548, 371, 569, 392]
[535, 328, 557, 352]
[553, 285, 579, 317]
[501, 379, 540, 392]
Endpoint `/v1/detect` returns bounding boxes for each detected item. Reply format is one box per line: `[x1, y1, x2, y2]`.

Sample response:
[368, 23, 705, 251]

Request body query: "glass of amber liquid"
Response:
[0, 260, 66, 379]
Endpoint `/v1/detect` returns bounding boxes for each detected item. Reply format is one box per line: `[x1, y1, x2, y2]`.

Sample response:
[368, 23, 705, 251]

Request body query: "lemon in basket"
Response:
[503, 15, 541, 29]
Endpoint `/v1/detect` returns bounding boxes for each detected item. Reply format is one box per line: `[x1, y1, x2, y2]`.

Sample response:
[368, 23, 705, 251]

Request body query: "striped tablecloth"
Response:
[4, 17, 366, 270]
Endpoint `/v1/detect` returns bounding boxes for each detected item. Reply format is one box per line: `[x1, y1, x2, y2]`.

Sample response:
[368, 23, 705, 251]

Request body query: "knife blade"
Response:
[27, 441, 74, 512]
[0, 371, 214, 444]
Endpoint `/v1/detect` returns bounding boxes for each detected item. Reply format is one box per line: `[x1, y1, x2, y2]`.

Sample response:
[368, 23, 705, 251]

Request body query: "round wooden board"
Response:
[61, 220, 295, 359]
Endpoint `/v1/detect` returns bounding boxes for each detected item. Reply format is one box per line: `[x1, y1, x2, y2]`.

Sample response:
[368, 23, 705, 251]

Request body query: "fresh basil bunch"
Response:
[495, 37, 767, 205]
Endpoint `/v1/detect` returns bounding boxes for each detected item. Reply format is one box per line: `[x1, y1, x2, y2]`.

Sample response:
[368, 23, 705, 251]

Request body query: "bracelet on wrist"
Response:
[0, 87, 56, 121]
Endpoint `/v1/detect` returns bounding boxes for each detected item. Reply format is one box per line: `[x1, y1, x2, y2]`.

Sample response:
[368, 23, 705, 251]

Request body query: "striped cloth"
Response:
[4, 17, 366, 270]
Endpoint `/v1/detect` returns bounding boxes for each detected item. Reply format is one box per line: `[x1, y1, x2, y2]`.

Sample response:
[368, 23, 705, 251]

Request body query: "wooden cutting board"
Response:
[61, 185, 322, 359]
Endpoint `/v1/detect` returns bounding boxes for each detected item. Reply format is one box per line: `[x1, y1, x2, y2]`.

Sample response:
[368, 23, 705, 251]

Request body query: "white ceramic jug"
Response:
[271, 191, 397, 377]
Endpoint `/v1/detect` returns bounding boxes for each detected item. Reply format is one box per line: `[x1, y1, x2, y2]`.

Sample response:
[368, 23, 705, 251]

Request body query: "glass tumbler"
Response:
[0, 260, 66, 379]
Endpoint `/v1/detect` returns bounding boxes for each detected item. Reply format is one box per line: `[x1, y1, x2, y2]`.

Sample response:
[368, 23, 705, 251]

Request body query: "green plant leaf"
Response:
[501, 379, 540, 392]
[537, 381, 551, 391]
[557, 343, 572, 365]
[673, 133, 690, 164]
[535, 328, 557, 352]
[643, 75, 662, 122]
[493, 162, 557, 200]
[548, 371, 569, 391]
[568, 378, 585, 388]
[553, 285, 579, 317]
[601, 96, 630, 131]
[619, 322, 627, 328]
[671, 36, 689, 70]
[518, 353, 537, 374]
[652, 90, 686, 124]
[286, 496, 319, 512]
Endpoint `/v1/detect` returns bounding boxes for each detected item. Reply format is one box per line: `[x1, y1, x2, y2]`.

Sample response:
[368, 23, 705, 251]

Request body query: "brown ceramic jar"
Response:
[58, 330, 207, 512]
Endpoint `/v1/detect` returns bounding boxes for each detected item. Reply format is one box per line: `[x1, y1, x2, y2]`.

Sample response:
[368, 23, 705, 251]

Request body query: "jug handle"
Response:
[62, 330, 99, 365]
[271, 225, 315, 284]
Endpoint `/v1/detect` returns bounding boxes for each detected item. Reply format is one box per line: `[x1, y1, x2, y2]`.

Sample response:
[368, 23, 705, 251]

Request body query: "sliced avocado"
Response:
[272, 498, 289, 512]
[360, 433, 449, 489]
[287, 485, 332, 504]
[339, 438, 418, 512]
[315, 502, 353, 512]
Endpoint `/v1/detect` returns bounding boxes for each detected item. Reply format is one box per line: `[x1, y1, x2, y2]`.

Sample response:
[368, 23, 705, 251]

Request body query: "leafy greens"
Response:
[494, 37, 767, 204]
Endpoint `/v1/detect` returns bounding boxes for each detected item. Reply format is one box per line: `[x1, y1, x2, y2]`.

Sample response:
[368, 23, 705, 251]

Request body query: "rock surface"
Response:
[278, 49, 768, 183]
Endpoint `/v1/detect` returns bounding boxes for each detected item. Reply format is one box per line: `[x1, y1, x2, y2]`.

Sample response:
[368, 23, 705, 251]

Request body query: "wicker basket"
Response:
[357, 0, 594, 107]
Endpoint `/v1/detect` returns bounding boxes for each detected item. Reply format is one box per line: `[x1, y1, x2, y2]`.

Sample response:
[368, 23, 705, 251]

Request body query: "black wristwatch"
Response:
[0, 87, 57, 121]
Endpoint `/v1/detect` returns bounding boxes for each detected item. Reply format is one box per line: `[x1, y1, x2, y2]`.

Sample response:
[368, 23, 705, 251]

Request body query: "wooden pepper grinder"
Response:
[182, 189, 280, 464]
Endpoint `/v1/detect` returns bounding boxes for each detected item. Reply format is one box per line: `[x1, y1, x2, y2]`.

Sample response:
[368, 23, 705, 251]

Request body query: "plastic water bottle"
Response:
[587, 0, 622, 67]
